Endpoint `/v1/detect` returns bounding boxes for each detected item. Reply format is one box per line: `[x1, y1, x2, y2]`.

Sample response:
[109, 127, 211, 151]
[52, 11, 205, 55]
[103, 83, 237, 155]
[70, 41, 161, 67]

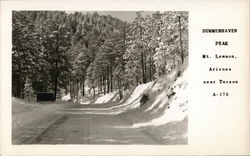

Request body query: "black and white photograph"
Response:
[1, 0, 250, 155]
[11, 11, 188, 145]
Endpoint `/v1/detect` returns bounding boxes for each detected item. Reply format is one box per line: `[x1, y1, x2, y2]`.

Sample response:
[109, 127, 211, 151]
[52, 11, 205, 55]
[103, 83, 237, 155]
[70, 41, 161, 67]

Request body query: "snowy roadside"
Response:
[57, 68, 188, 144]
[12, 97, 73, 132]
[114, 69, 188, 144]
[77, 91, 120, 105]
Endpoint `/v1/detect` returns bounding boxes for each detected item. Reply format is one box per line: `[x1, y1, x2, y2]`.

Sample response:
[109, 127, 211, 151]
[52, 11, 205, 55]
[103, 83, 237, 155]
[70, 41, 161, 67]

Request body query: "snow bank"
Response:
[144, 89, 168, 112]
[124, 82, 154, 106]
[103, 81, 155, 113]
[65, 82, 155, 114]
[144, 70, 178, 112]
[94, 91, 119, 104]
[65, 70, 187, 119]
[80, 101, 90, 105]
[132, 71, 188, 127]
[62, 93, 71, 101]
[78, 91, 119, 105]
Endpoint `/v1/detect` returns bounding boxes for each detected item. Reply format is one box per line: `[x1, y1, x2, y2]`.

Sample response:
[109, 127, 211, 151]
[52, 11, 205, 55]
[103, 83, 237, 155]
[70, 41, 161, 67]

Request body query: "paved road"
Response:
[22, 103, 162, 144]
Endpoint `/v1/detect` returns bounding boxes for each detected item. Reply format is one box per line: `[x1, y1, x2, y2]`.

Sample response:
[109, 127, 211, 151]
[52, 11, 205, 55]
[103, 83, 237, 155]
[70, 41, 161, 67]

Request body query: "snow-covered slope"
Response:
[132, 70, 188, 127]
[65, 82, 155, 114]
[67, 69, 188, 123]
[116, 69, 188, 144]
[94, 91, 119, 104]
[113, 82, 155, 112]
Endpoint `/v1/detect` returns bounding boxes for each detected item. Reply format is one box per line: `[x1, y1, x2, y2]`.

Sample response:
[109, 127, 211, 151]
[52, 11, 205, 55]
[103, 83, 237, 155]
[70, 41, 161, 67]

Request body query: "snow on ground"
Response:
[66, 82, 155, 114]
[132, 70, 188, 127]
[110, 82, 155, 113]
[80, 101, 91, 105]
[144, 89, 168, 112]
[62, 93, 71, 101]
[143, 69, 179, 113]
[78, 91, 119, 105]
[65, 69, 187, 128]
[72, 82, 153, 111]
[125, 82, 153, 105]
[12, 97, 71, 131]
[94, 91, 119, 104]
[121, 82, 154, 108]
[79, 95, 93, 105]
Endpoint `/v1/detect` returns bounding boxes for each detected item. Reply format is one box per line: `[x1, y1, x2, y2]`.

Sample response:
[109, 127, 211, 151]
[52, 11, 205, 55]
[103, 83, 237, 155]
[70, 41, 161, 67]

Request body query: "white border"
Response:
[1, 0, 249, 155]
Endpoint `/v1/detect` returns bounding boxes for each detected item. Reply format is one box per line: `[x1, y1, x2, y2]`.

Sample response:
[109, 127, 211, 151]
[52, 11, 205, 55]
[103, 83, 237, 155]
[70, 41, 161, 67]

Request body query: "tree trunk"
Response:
[54, 75, 58, 101]
[136, 75, 139, 85]
[82, 77, 85, 96]
[54, 31, 59, 101]
[98, 76, 102, 93]
[54, 61, 58, 101]
[16, 77, 21, 98]
[69, 74, 73, 99]
[139, 25, 146, 84]
[93, 86, 96, 98]
[16, 50, 22, 98]
[144, 56, 147, 83]
[149, 48, 154, 81]
[141, 51, 146, 84]
[76, 78, 79, 99]
[103, 74, 106, 95]
[28, 95, 30, 103]
[178, 15, 184, 64]
[149, 55, 152, 81]
[65, 86, 68, 95]
[118, 77, 123, 100]
[21, 88, 24, 99]
[73, 81, 75, 99]
[110, 66, 113, 92]
[107, 66, 110, 93]
[123, 23, 126, 72]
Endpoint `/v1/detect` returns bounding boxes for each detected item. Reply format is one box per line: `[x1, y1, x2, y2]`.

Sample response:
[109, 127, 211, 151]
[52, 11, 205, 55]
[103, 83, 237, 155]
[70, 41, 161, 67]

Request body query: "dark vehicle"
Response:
[37, 92, 54, 102]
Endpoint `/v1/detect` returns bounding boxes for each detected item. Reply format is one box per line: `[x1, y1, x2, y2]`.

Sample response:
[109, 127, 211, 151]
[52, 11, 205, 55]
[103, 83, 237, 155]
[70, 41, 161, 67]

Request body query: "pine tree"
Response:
[12, 11, 188, 101]
[124, 11, 146, 86]
[12, 11, 40, 98]
[86, 63, 96, 98]
[24, 77, 34, 102]
[71, 42, 91, 97]
[40, 11, 72, 100]
[153, 11, 188, 77]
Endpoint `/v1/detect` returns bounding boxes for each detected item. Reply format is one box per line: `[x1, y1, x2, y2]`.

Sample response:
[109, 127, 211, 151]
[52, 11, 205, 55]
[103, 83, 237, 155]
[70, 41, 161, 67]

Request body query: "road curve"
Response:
[21, 103, 162, 144]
